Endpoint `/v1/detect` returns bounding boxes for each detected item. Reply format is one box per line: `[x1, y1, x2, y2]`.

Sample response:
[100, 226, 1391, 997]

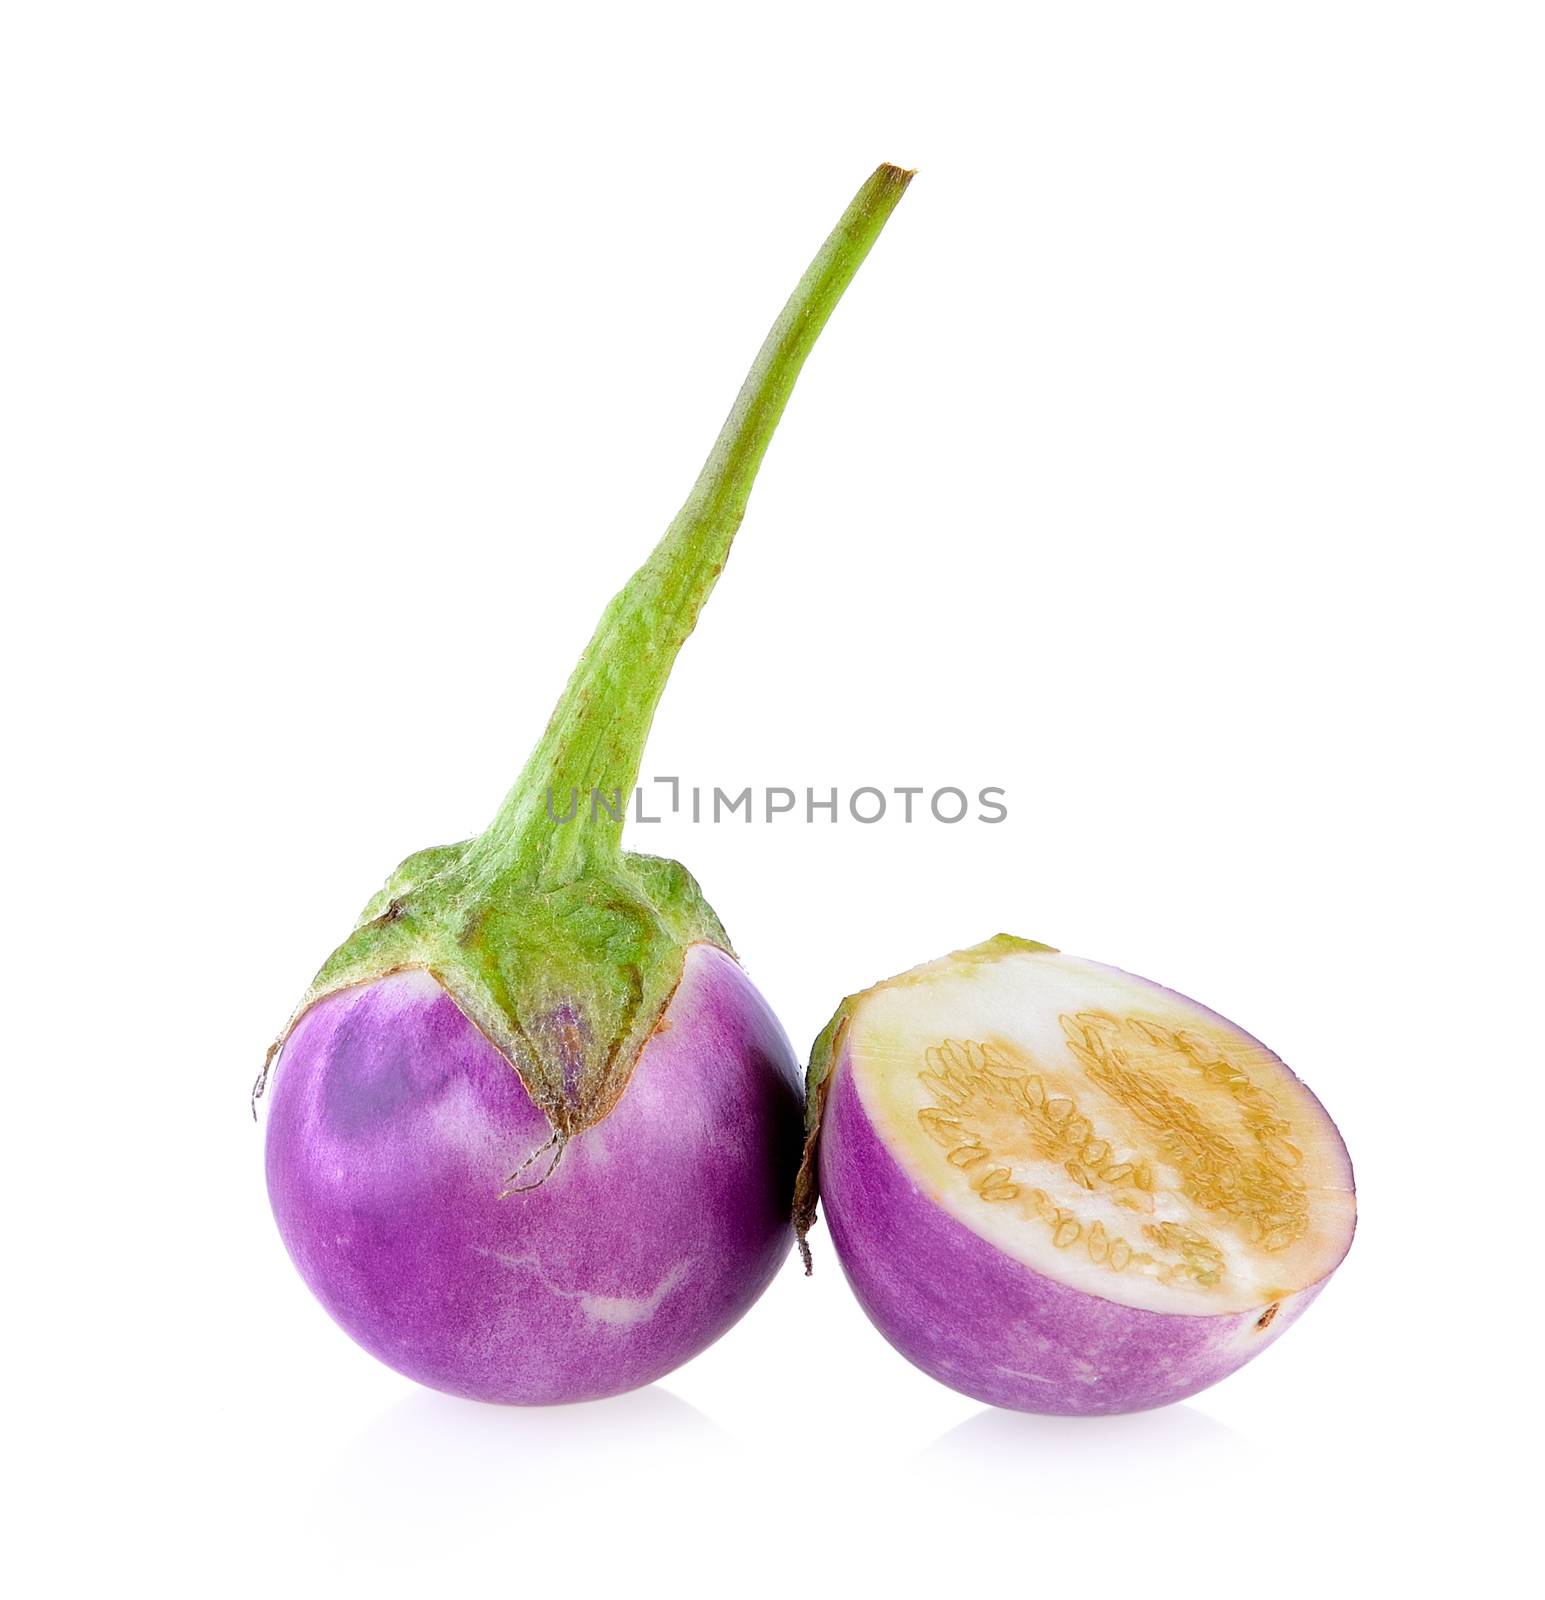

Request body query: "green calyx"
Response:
[793, 933, 1058, 1269]
[258, 164, 914, 1142]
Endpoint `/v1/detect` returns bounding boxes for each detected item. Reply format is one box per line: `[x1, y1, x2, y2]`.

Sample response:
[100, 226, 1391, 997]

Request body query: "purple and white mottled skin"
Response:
[267, 944, 801, 1404]
[819, 1049, 1330, 1417]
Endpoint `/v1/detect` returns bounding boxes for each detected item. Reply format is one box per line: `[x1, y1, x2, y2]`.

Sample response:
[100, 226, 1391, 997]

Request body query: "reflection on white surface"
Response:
[927, 1399, 1249, 1469]
[899, 1399, 1266, 1568]
[308, 1384, 726, 1566]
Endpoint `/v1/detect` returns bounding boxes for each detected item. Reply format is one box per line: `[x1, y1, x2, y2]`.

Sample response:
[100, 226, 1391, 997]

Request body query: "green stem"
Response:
[465, 163, 913, 887]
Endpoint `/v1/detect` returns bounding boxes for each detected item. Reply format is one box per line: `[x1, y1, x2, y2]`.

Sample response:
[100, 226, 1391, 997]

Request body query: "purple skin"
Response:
[266, 944, 801, 1404]
[819, 1048, 1328, 1416]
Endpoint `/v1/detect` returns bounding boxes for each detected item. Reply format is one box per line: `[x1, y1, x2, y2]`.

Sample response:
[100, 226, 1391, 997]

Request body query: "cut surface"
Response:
[845, 946, 1355, 1316]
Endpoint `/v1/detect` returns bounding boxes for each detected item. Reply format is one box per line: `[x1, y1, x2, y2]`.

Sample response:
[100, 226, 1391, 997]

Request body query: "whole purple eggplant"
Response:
[257, 165, 912, 1404]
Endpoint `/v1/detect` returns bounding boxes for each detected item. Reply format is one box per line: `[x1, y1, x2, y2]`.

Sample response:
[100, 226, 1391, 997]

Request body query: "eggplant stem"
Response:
[463, 164, 914, 889]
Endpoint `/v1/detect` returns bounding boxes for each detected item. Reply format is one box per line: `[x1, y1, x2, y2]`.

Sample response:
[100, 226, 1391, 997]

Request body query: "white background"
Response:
[5, 3, 1540, 1595]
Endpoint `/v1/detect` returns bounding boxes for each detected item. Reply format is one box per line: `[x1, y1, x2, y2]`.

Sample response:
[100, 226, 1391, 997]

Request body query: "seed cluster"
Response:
[914, 1014, 1313, 1289]
[1060, 1012, 1309, 1252]
[915, 1039, 1168, 1281]
[1141, 1221, 1226, 1289]
[1022, 1187, 1143, 1272]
